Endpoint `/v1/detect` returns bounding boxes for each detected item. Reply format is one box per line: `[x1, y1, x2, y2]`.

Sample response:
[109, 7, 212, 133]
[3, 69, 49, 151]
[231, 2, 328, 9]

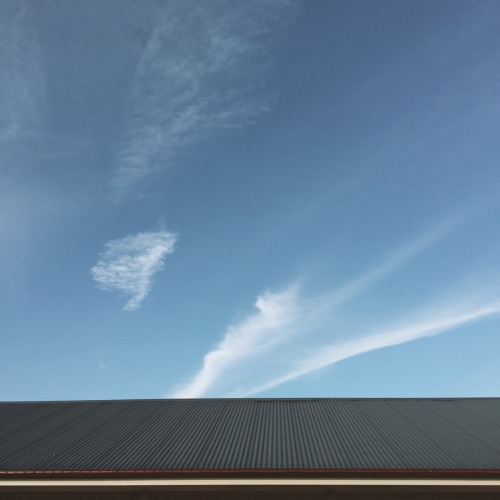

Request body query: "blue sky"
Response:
[2, 0, 500, 401]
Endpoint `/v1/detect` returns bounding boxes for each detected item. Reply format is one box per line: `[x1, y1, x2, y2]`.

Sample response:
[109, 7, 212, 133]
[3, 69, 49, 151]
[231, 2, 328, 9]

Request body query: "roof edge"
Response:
[3, 397, 500, 404]
[2, 469, 500, 480]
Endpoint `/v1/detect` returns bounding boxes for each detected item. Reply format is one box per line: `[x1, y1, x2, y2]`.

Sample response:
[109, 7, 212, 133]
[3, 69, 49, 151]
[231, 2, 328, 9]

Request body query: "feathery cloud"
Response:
[169, 213, 495, 398]
[171, 285, 302, 398]
[91, 230, 177, 311]
[170, 225, 444, 398]
[112, 0, 295, 194]
[244, 299, 500, 396]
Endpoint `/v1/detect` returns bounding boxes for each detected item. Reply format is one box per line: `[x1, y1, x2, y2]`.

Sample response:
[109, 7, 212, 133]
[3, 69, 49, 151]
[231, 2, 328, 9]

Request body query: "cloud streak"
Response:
[169, 210, 499, 398]
[312, 220, 457, 315]
[244, 298, 500, 396]
[170, 222, 454, 398]
[171, 285, 302, 398]
[91, 230, 177, 311]
[112, 0, 295, 194]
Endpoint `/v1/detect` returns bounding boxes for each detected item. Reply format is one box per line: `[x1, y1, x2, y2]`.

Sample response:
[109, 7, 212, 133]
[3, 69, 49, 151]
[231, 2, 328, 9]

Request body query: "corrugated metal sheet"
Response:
[1, 398, 500, 472]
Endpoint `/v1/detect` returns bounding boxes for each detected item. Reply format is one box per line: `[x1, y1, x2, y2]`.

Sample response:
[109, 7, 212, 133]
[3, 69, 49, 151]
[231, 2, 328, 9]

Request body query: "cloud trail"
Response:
[112, 0, 295, 194]
[244, 299, 500, 396]
[312, 221, 454, 315]
[91, 230, 177, 311]
[171, 285, 302, 398]
[169, 208, 498, 398]
[170, 221, 457, 398]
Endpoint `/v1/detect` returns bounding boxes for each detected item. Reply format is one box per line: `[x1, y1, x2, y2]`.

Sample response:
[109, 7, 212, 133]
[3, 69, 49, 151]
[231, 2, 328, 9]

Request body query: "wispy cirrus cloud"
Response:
[169, 209, 500, 398]
[171, 285, 303, 398]
[171, 221, 455, 398]
[91, 230, 177, 311]
[112, 0, 296, 194]
[243, 298, 500, 396]
[173, 276, 500, 398]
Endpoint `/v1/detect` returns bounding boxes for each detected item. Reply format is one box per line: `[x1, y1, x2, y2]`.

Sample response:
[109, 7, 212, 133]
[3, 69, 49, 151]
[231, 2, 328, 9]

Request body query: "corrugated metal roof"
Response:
[1, 398, 500, 474]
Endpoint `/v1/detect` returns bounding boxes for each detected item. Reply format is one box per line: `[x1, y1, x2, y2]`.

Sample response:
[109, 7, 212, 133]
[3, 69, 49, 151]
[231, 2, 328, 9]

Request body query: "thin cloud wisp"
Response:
[244, 298, 500, 396]
[171, 285, 301, 398]
[91, 230, 177, 311]
[112, 0, 295, 195]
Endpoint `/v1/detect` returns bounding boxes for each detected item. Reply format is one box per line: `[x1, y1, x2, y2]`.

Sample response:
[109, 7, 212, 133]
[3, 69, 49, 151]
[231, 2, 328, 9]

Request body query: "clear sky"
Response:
[2, 0, 500, 401]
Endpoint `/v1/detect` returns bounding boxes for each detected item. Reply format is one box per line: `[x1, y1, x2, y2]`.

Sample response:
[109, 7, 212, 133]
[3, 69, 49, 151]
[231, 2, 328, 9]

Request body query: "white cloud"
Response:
[170, 225, 443, 398]
[171, 285, 302, 398]
[169, 214, 497, 398]
[244, 299, 500, 396]
[112, 0, 296, 194]
[175, 279, 500, 398]
[91, 230, 177, 311]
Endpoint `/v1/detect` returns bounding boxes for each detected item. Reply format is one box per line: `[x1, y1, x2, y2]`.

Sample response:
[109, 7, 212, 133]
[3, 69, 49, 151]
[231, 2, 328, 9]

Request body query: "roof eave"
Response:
[2, 468, 500, 480]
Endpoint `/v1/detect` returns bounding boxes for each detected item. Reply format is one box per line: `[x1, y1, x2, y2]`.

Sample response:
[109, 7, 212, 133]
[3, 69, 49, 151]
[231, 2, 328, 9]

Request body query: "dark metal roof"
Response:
[1, 398, 500, 476]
